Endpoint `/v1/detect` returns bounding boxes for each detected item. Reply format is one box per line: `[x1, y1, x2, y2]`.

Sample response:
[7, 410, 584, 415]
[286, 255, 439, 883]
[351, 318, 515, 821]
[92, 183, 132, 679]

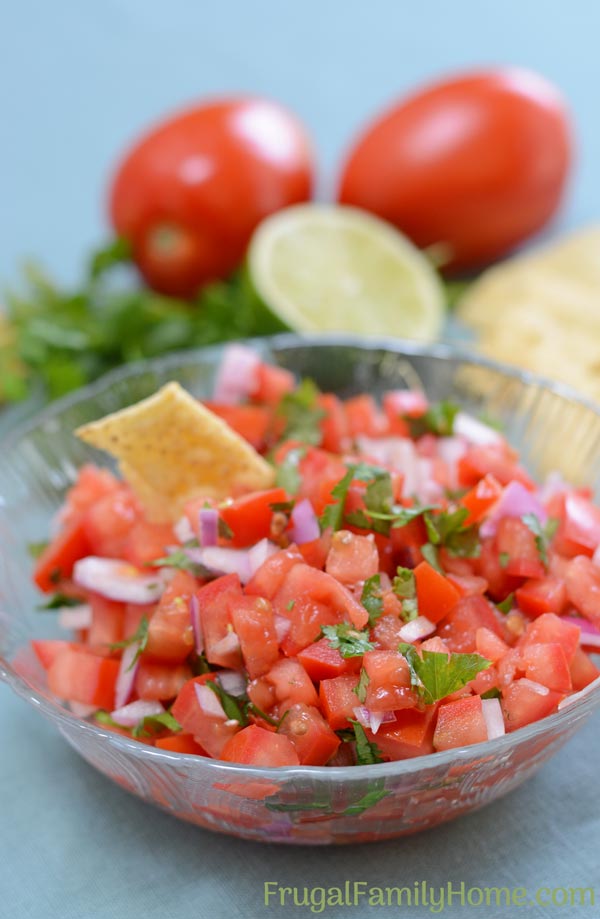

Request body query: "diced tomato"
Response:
[521, 642, 572, 693]
[562, 494, 600, 551]
[516, 577, 567, 618]
[124, 602, 155, 639]
[382, 391, 418, 435]
[277, 703, 341, 765]
[319, 674, 360, 729]
[135, 661, 192, 700]
[318, 393, 350, 453]
[145, 571, 197, 663]
[220, 724, 300, 766]
[245, 546, 303, 599]
[390, 516, 427, 569]
[460, 474, 503, 525]
[371, 613, 406, 650]
[82, 487, 138, 557]
[195, 573, 243, 668]
[297, 637, 361, 681]
[87, 595, 125, 654]
[297, 534, 331, 569]
[447, 573, 489, 596]
[458, 445, 535, 490]
[247, 676, 277, 712]
[363, 650, 416, 712]
[274, 563, 368, 632]
[33, 518, 92, 592]
[202, 403, 272, 450]
[265, 659, 319, 707]
[297, 448, 347, 511]
[325, 530, 379, 586]
[519, 613, 580, 664]
[47, 647, 119, 709]
[62, 465, 120, 524]
[344, 394, 385, 438]
[501, 679, 563, 732]
[171, 676, 239, 757]
[122, 520, 174, 567]
[565, 556, 600, 628]
[569, 647, 600, 691]
[370, 706, 437, 759]
[228, 595, 279, 678]
[220, 488, 288, 547]
[32, 639, 78, 670]
[413, 560, 461, 624]
[495, 517, 545, 579]
[475, 627, 509, 663]
[155, 734, 207, 755]
[469, 663, 500, 696]
[433, 696, 488, 751]
[254, 362, 296, 405]
[437, 595, 504, 653]
[475, 537, 520, 601]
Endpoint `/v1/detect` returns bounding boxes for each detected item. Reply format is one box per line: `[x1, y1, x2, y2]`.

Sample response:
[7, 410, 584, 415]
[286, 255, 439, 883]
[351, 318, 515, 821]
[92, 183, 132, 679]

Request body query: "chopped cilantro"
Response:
[152, 548, 214, 578]
[398, 643, 491, 705]
[421, 542, 444, 574]
[285, 599, 295, 611]
[28, 540, 49, 559]
[498, 551, 510, 569]
[132, 711, 182, 739]
[392, 567, 419, 622]
[353, 667, 370, 704]
[408, 400, 459, 438]
[321, 623, 374, 659]
[319, 468, 354, 532]
[481, 687, 502, 700]
[522, 514, 559, 568]
[108, 616, 149, 670]
[37, 592, 85, 611]
[361, 574, 383, 626]
[206, 680, 249, 726]
[496, 593, 515, 615]
[95, 710, 122, 728]
[277, 378, 325, 445]
[218, 518, 234, 540]
[352, 722, 384, 764]
[335, 729, 356, 744]
[274, 445, 306, 495]
[424, 506, 480, 558]
[191, 652, 212, 676]
[247, 703, 285, 728]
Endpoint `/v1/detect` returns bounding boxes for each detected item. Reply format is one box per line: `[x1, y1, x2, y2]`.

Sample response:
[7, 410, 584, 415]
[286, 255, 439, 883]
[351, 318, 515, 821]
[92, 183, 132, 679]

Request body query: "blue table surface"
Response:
[2, 3, 600, 917]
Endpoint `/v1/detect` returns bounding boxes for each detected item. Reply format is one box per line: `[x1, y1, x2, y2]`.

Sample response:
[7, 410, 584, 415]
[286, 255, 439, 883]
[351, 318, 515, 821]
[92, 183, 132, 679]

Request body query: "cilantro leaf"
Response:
[108, 616, 149, 669]
[28, 540, 49, 560]
[37, 592, 85, 611]
[152, 548, 214, 579]
[398, 643, 491, 705]
[218, 518, 234, 540]
[424, 506, 480, 559]
[206, 680, 249, 726]
[421, 542, 444, 574]
[319, 468, 354, 532]
[361, 575, 383, 626]
[277, 378, 325, 445]
[343, 782, 390, 815]
[321, 623, 374, 659]
[95, 710, 122, 728]
[498, 551, 510, 569]
[496, 593, 515, 615]
[353, 667, 370, 704]
[392, 567, 419, 622]
[481, 687, 502, 700]
[274, 445, 306, 495]
[132, 711, 182, 739]
[352, 722, 384, 764]
[408, 400, 459, 438]
[522, 514, 559, 568]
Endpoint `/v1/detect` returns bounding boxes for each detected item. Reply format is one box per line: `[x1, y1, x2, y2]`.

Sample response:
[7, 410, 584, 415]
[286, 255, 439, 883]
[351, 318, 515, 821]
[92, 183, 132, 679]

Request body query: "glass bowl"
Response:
[1, 334, 600, 845]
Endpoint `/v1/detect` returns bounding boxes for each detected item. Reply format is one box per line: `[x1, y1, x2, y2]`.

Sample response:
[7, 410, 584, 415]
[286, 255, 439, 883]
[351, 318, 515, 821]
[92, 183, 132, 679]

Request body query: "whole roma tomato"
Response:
[109, 98, 314, 296]
[338, 68, 572, 271]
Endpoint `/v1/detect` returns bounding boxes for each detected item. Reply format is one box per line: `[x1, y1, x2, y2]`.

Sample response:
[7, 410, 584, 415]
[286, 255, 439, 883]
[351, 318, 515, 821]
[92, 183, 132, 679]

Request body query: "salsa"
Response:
[30, 345, 600, 768]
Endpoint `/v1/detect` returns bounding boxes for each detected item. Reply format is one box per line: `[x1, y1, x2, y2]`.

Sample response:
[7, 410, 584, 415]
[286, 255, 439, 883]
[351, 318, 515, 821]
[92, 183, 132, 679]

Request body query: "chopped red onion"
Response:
[436, 436, 467, 490]
[58, 604, 92, 631]
[290, 499, 320, 545]
[379, 572, 392, 592]
[385, 389, 428, 418]
[114, 641, 141, 710]
[216, 669, 247, 696]
[453, 412, 503, 446]
[519, 678, 550, 696]
[189, 595, 204, 655]
[173, 515, 195, 544]
[69, 701, 98, 718]
[248, 539, 279, 577]
[213, 343, 260, 405]
[479, 481, 547, 539]
[74, 557, 165, 604]
[482, 697, 505, 740]
[199, 507, 219, 547]
[564, 494, 600, 551]
[210, 629, 241, 658]
[111, 699, 164, 726]
[398, 615, 436, 643]
[539, 471, 568, 504]
[563, 616, 600, 649]
[185, 546, 252, 584]
[274, 614, 291, 642]
[352, 706, 396, 734]
[195, 682, 226, 719]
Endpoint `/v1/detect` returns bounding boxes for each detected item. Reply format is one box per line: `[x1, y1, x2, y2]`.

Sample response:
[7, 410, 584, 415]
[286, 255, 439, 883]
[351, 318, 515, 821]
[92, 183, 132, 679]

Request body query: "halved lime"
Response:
[248, 204, 444, 341]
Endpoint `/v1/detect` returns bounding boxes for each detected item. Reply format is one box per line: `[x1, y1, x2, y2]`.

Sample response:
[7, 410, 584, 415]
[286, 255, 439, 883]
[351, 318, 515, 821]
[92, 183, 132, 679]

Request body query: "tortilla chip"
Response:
[76, 381, 275, 523]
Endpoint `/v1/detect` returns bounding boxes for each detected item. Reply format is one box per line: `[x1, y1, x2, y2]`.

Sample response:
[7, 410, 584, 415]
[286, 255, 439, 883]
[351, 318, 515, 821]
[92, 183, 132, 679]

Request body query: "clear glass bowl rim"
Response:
[2, 331, 600, 783]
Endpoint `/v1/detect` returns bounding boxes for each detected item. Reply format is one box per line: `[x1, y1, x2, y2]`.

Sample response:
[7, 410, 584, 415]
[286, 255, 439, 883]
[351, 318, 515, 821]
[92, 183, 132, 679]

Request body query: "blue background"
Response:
[2, 2, 600, 918]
